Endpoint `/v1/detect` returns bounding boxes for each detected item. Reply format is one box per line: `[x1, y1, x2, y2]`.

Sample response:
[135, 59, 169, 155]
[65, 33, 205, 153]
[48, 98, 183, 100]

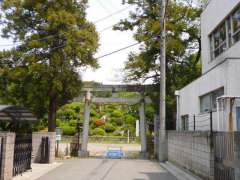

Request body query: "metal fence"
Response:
[13, 134, 32, 176]
[188, 111, 213, 132]
[213, 132, 240, 180]
[61, 135, 138, 144]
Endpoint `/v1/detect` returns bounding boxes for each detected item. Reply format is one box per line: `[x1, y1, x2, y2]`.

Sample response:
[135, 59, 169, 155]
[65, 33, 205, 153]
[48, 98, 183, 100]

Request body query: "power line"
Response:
[0, 5, 132, 47]
[93, 5, 131, 24]
[96, 0, 113, 15]
[95, 42, 141, 60]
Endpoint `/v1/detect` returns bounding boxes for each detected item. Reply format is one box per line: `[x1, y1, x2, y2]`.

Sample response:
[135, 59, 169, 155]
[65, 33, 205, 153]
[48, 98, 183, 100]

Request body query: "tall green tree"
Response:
[0, 0, 99, 131]
[115, 0, 202, 129]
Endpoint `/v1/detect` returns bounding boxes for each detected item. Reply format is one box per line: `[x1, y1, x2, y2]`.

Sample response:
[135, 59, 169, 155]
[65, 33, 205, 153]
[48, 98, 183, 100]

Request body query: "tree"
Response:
[115, 0, 202, 129]
[0, 0, 99, 131]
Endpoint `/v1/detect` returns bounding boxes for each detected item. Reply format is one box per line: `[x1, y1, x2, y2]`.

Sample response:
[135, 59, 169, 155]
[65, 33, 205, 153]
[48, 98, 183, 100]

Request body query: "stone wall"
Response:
[32, 132, 56, 163]
[0, 132, 15, 180]
[168, 131, 214, 180]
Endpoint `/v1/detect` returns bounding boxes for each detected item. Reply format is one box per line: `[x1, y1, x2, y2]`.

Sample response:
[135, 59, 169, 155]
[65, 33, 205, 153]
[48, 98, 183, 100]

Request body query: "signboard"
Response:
[136, 120, 139, 137]
[56, 134, 61, 141]
[56, 128, 62, 141]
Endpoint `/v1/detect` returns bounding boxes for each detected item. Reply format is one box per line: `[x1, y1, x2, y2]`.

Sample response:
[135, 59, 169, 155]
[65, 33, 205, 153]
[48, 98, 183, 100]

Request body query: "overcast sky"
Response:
[0, 0, 139, 85]
[84, 0, 139, 84]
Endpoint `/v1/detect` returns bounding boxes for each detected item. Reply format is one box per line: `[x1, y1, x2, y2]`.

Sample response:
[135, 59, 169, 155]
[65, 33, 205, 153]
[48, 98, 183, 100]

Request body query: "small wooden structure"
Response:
[0, 105, 37, 121]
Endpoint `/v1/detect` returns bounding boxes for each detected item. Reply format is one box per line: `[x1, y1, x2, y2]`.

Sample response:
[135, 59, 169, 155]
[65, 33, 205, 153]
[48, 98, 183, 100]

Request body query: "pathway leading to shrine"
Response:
[37, 159, 177, 180]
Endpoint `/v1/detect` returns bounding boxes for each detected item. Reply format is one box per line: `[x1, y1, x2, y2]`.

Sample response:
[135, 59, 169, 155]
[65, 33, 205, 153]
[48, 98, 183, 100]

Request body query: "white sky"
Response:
[0, 0, 139, 84]
[84, 0, 139, 84]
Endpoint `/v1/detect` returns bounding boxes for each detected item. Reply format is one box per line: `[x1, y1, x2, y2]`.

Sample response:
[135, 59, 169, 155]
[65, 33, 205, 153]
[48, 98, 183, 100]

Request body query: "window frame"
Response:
[199, 87, 224, 114]
[209, 3, 240, 60]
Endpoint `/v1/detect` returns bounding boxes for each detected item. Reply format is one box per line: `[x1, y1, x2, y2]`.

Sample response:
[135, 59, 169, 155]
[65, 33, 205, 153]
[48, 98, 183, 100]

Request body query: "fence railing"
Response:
[61, 135, 138, 144]
[213, 132, 240, 180]
[188, 111, 213, 132]
[13, 134, 32, 177]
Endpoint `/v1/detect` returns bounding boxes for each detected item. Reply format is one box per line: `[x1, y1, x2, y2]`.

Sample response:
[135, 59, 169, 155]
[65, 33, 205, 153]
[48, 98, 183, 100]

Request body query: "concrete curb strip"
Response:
[160, 161, 203, 180]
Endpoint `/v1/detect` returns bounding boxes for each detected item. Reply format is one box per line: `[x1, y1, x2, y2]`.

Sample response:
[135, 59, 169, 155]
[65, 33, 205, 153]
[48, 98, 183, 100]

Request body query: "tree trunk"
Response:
[48, 99, 57, 132]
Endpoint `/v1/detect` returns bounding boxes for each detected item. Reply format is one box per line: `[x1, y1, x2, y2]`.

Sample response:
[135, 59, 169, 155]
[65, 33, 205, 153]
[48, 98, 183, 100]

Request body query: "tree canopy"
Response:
[0, 0, 99, 131]
[115, 0, 202, 129]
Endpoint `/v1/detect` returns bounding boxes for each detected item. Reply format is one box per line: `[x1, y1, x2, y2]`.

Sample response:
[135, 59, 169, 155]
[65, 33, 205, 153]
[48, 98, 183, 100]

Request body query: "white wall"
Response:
[201, 0, 240, 73]
[179, 59, 240, 131]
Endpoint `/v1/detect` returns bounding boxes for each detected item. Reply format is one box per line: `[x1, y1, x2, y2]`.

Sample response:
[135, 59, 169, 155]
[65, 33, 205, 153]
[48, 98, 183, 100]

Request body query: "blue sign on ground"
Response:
[105, 147, 124, 159]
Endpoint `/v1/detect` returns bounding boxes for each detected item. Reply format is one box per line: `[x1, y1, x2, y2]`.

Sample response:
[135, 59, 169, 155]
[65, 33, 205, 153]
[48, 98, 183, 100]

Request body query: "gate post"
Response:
[139, 100, 147, 157]
[79, 91, 91, 157]
[0, 132, 15, 180]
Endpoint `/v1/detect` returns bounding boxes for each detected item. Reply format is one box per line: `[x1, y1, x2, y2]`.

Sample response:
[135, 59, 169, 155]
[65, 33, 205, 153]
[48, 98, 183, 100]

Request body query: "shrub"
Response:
[111, 110, 123, 118]
[69, 120, 77, 127]
[62, 125, 76, 136]
[124, 114, 135, 125]
[104, 123, 116, 133]
[92, 128, 105, 136]
[56, 119, 61, 127]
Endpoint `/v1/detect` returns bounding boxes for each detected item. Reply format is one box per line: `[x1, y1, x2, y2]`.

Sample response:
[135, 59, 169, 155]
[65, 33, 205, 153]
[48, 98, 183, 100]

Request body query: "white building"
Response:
[176, 0, 240, 132]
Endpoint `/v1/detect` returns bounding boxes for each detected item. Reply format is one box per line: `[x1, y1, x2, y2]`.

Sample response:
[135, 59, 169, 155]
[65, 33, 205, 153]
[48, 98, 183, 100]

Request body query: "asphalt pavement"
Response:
[37, 158, 177, 180]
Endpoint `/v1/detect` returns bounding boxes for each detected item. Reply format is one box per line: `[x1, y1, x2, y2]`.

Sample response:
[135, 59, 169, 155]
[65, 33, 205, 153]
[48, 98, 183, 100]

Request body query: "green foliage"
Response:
[111, 110, 123, 118]
[104, 123, 116, 133]
[114, 0, 202, 129]
[0, 0, 99, 131]
[110, 117, 123, 126]
[92, 128, 105, 136]
[124, 114, 135, 125]
[61, 125, 76, 136]
[69, 120, 77, 127]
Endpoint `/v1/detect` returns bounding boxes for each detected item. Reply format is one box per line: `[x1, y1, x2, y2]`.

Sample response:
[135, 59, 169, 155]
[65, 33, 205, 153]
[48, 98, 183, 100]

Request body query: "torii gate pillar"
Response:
[79, 91, 91, 157]
[139, 100, 147, 157]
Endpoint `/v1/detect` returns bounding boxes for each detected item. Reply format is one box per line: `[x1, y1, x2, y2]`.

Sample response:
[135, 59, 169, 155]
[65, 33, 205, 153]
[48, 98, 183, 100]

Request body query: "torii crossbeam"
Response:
[74, 84, 153, 157]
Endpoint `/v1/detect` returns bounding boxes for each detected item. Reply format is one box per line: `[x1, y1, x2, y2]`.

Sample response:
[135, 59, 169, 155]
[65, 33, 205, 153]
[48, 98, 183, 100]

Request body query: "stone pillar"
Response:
[79, 91, 91, 157]
[0, 132, 15, 180]
[139, 101, 147, 156]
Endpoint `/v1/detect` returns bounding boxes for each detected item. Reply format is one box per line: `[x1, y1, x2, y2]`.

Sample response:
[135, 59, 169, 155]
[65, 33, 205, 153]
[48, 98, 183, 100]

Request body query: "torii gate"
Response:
[73, 84, 153, 157]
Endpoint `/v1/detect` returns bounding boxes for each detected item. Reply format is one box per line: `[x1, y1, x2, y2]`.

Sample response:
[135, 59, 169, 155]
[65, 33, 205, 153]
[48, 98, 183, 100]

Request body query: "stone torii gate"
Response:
[74, 84, 152, 157]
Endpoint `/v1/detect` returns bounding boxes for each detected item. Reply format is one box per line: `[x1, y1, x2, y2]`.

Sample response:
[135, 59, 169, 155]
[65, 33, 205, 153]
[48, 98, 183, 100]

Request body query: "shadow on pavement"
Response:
[134, 172, 177, 180]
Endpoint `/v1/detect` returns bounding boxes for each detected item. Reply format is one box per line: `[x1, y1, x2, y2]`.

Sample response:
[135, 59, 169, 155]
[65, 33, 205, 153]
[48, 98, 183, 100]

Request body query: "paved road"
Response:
[37, 159, 177, 180]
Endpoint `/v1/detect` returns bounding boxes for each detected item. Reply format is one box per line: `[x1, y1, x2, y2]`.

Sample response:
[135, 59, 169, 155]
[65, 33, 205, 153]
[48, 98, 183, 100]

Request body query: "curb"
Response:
[160, 161, 203, 180]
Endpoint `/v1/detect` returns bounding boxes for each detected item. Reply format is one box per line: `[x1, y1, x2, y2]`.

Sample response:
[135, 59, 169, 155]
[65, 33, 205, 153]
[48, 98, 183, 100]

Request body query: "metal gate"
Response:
[0, 137, 4, 178]
[40, 136, 50, 163]
[13, 134, 32, 176]
[213, 132, 240, 180]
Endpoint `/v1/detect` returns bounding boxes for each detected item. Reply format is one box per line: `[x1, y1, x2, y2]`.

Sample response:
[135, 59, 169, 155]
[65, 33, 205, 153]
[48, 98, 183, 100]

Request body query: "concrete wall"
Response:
[179, 59, 240, 131]
[32, 132, 56, 163]
[0, 132, 15, 180]
[168, 131, 214, 180]
[201, 0, 240, 73]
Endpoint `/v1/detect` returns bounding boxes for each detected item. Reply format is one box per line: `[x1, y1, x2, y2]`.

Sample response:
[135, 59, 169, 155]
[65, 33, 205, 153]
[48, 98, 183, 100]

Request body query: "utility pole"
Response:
[158, 0, 167, 162]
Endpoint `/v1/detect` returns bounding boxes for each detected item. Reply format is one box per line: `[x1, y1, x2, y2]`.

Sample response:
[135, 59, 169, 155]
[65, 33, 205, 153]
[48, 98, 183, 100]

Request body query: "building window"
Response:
[181, 115, 189, 131]
[200, 87, 224, 113]
[232, 6, 240, 43]
[209, 4, 240, 60]
[210, 23, 227, 59]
